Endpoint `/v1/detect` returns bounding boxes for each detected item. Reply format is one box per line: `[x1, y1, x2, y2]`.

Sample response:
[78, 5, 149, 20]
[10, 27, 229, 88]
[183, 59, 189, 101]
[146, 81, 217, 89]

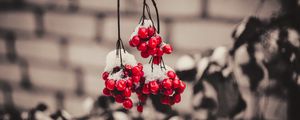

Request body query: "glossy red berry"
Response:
[102, 88, 111, 96]
[148, 27, 156, 37]
[132, 76, 140, 83]
[152, 56, 161, 65]
[141, 51, 150, 58]
[116, 80, 126, 91]
[162, 78, 173, 89]
[131, 35, 140, 47]
[137, 105, 143, 112]
[148, 48, 157, 56]
[163, 44, 173, 54]
[137, 63, 143, 70]
[124, 64, 132, 70]
[164, 89, 173, 96]
[173, 93, 181, 103]
[126, 79, 133, 88]
[138, 42, 148, 52]
[155, 35, 162, 45]
[167, 71, 176, 79]
[102, 72, 109, 81]
[149, 81, 159, 94]
[177, 81, 186, 93]
[123, 99, 133, 109]
[138, 27, 148, 39]
[115, 94, 124, 103]
[156, 48, 164, 56]
[123, 88, 131, 97]
[132, 66, 141, 76]
[129, 40, 135, 47]
[142, 84, 150, 94]
[148, 37, 158, 48]
[105, 79, 115, 90]
[172, 79, 180, 89]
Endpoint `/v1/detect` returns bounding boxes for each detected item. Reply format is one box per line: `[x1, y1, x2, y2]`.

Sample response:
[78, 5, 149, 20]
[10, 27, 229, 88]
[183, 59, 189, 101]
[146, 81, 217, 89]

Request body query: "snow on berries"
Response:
[134, 64, 186, 111]
[129, 19, 173, 59]
[101, 49, 144, 110]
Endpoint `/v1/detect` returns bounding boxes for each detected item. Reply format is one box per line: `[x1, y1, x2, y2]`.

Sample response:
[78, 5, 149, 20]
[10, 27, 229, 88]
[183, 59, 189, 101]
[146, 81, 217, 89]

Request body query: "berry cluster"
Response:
[134, 64, 186, 112]
[129, 20, 173, 62]
[101, 63, 144, 110]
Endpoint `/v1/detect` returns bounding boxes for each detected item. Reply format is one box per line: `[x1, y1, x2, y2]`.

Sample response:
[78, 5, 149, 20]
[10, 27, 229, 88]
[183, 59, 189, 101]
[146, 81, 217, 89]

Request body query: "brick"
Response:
[44, 12, 97, 39]
[13, 89, 56, 111]
[29, 66, 76, 92]
[0, 63, 21, 83]
[68, 43, 111, 69]
[24, 0, 69, 7]
[85, 69, 105, 96]
[209, 0, 280, 19]
[16, 38, 61, 63]
[172, 20, 234, 50]
[126, 0, 201, 17]
[103, 16, 166, 42]
[0, 39, 6, 54]
[78, 0, 126, 12]
[0, 11, 36, 32]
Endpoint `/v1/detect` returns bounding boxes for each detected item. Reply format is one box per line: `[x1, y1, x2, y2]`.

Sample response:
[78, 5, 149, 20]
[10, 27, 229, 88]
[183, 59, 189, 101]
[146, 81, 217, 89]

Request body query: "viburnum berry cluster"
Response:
[101, 50, 144, 110]
[134, 64, 186, 112]
[129, 19, 173, 62]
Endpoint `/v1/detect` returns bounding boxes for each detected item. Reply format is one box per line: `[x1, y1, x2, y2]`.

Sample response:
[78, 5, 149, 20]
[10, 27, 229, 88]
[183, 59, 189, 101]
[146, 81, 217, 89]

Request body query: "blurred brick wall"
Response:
[0, 0, 280, 117]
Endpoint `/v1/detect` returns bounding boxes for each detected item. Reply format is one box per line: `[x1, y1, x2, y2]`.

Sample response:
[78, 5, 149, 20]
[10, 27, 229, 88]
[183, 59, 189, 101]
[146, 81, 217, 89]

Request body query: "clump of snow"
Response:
[288, 28, 300, 47]
[104, 49, 137, 72]
[196, 57, 210, 80]
[143, 64, 174, 83]
[130, 19, 154, 39]
[108, 70, 129, 81]
[210, 46, 229, 67]
[175, 55, 196, 71]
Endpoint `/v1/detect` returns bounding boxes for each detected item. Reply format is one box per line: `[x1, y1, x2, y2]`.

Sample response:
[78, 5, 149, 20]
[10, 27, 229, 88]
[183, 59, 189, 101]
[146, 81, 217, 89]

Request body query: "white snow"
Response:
[143, 64, 174, 83]
[175, 55, 196, 71]
[210, 46, 229, 67]
[130, 19, 155, 39]
[104, 49, 137, 72]
[288, 28, 300, 47]
[196, 57, 210, 80]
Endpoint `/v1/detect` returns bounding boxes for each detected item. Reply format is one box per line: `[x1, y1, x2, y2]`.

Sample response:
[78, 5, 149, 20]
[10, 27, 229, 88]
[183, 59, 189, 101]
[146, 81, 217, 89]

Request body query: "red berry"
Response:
[162, 78, 173, 89]
[173, 94, 181, 103]
[141, 51, 150, 58]
[129, 40, 135, 47]
[137, 63, 143, 70]
[152, 56, 161, 65]
[164, 89, 173, 96]
[148, 48, 157, 56]
[177, 81, 186, 93]
[142, 84, 150, 94]
[155, 35, 162, 45]
[131, 35, 140, 47]
[138, 94, 147, 102]
[102, 88, 111, 96]
[115, 94, 124, 103]
[156, 48, 164, 56]
[138, 42, 148, 52]
[169, 99, 175, 105]
[163, 44, 173, 54]
[102, 72, 109, 81]
[132, 76, 140, 83]
[132, 66, 141, 76]
[116, 80, 126, 91]
[123, 99, 133, 109]
[126, 79, 133, 88]
[167, 71, 176, 79]
[148, 37, 158, 48]
[105, 79, 115, 90]
[149, 81, 159, 94]
[123, 88, 131, 97]
[173, 79, 180, 89]
[148, 27, 156, 37]
[137, 105, 143, 112]
[138, 27, 148, 39]
[160, 96, 170, 105]
[125, 64, 132, 70]
[140, 71, 144, 77]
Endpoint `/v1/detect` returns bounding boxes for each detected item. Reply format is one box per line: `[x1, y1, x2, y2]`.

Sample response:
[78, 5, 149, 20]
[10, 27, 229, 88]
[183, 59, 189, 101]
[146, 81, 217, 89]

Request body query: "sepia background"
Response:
[0, 0, 299, 120]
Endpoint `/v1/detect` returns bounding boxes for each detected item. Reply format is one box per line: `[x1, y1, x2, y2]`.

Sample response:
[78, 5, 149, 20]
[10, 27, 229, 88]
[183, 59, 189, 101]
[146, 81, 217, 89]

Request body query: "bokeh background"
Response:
[0, 0, 299, 120]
